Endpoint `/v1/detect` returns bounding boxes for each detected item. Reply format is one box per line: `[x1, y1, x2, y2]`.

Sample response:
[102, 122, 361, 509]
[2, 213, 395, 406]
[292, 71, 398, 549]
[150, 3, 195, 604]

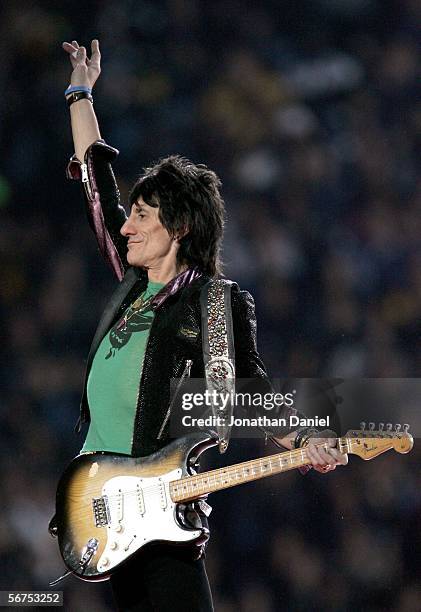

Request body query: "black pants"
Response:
[110, 544, 214, 612]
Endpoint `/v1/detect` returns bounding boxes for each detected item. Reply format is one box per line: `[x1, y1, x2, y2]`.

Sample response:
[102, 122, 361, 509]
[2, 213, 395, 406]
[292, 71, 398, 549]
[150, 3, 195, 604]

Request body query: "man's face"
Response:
[120, 197, 176, 269]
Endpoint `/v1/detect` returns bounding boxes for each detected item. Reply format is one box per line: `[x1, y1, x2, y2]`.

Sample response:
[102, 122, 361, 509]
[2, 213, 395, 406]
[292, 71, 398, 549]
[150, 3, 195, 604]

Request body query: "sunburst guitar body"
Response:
[54, 426, 413, 581]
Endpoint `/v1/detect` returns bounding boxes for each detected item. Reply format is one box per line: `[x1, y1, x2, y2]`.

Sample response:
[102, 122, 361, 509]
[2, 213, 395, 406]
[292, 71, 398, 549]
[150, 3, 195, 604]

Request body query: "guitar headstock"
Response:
[343, 422, 414, 460]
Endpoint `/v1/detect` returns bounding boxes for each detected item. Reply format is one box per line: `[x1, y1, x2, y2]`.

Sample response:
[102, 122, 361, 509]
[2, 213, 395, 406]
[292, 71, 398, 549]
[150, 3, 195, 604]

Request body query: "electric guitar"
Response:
[53, 424, 413, 582]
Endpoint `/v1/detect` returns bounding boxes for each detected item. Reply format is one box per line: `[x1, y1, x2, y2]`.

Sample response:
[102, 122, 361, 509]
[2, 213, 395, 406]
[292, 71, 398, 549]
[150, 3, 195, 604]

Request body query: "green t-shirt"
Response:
[82, 280, 164, 454]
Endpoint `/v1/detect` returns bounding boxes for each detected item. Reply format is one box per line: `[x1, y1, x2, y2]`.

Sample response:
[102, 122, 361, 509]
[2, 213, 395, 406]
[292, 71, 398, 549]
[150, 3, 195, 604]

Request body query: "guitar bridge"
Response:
[92, 495, 110, 527]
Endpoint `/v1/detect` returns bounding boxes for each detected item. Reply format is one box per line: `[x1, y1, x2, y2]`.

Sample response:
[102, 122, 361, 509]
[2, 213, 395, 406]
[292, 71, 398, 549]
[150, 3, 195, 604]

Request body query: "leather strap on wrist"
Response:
[294, 427, 319, 449]
[66, 91, 93, 107]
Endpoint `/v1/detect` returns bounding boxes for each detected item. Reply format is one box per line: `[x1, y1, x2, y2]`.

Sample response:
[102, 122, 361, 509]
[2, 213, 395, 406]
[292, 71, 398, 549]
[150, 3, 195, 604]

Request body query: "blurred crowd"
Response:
[0, 1, 420, 610]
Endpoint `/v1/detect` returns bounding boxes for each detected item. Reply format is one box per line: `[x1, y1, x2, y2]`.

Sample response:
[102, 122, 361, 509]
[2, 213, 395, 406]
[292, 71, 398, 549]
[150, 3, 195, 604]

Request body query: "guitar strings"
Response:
[72, 435, 395, 515]
[71, 452, 308, 520]
[70, 440, 343, 517]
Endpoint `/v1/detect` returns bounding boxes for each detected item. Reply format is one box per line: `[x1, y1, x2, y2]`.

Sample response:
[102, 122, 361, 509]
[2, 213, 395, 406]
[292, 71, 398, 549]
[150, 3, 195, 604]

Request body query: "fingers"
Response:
[89, 39, 101, 70]
[313, 464, 337, 474]
[306, 443, 332, 466]
[63, 39, 101, 88]
[76, 46, 87, 61]
[62, 41, 80, 69]
[63, 40, 100, 69]
[91, 39, 100, 56]
[62, 41, 79, 52]
[62, 41, 85, 61]
[62, 41, 85, 58]
[62, 42, 76, 55]
[306, 438, 348, 471]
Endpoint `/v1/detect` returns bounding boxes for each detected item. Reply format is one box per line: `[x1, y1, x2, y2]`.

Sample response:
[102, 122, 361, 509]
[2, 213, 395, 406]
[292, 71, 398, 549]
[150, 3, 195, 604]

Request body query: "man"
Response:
[61, 39, 347, 612]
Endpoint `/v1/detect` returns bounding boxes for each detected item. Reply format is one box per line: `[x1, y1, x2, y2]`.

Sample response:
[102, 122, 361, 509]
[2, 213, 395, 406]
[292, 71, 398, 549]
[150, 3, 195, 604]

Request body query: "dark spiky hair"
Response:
[129, 155, 225, 276]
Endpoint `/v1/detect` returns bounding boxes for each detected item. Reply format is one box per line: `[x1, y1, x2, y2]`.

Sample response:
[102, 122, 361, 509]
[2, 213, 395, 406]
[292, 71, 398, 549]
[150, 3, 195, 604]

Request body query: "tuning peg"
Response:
[395, 424, 401, 433]
[360, 421, 366, 431]
[369, 422, 375, 431]
[403, 424, 410, 432]
[379, 423, 384, 431]
[386, 423, 393, 432]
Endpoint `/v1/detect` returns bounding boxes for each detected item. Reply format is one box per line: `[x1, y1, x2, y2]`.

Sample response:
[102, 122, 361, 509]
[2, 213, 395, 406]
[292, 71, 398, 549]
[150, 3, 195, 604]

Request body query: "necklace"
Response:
[117, 293, 154, 332]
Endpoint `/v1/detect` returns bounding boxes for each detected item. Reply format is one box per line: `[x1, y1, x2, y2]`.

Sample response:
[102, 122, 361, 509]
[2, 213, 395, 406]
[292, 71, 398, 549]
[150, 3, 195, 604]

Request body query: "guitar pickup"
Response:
[92, 495, 110, 527]
[136, 483, 145, 516]
[158, 482, 167, 509]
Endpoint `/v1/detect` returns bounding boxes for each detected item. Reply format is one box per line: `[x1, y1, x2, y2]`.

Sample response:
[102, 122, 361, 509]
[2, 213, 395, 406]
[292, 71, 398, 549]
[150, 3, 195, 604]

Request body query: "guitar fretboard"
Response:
[170, 437, 350, 502]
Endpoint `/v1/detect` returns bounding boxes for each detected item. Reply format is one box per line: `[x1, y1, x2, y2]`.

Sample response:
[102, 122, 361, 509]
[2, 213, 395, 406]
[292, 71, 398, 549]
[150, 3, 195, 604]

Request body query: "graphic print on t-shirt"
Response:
[83, 280, 164, 454]
[105, 295, 154, 359]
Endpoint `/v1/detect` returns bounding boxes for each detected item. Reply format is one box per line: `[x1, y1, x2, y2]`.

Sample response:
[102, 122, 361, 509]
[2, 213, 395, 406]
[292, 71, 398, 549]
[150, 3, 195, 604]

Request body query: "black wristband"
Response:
[293, 429, 307, 449]
[294, 427, 319, 449]
[66, 91, 93, 107]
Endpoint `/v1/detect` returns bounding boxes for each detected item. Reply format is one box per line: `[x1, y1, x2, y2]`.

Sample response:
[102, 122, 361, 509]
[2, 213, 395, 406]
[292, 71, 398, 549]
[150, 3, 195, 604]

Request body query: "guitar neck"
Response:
[170, 437, 349, 503]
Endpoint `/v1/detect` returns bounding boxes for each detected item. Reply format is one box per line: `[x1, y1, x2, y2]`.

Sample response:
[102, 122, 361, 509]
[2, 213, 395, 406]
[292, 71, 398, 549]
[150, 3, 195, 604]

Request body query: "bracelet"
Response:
[300, 434, 312, 448]
[67, 91, 93, 107]
[65, 84, 92, 96]
[294, 427, 319, 449]
[293, 429, 307, 449]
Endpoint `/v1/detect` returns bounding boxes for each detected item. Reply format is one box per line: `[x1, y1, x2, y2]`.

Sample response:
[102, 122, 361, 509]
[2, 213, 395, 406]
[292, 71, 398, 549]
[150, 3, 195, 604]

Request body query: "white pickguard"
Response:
[96, 468, 201, 573]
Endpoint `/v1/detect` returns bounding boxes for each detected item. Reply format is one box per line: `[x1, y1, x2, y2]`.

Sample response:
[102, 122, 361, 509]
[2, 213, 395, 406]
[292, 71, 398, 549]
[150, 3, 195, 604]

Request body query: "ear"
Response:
[174, 226, 189, 241]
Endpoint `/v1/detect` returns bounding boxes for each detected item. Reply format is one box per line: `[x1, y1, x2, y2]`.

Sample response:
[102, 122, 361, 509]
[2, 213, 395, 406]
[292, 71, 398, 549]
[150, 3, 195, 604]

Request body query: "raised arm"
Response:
[62, 39, 128, 280]
[62, 40, 102, 160]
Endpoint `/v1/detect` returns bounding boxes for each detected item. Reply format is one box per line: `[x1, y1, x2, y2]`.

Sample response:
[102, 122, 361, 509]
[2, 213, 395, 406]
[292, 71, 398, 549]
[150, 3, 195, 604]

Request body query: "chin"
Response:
[126, 252, 144, 268]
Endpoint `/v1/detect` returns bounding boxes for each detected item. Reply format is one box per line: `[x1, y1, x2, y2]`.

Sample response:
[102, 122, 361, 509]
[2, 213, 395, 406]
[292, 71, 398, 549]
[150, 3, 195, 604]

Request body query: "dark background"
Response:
[0, 1, 420, 610]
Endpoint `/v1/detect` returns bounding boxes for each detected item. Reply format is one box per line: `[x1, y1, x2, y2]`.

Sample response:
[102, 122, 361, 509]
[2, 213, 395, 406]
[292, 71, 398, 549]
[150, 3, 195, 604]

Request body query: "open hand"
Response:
[62, 39, 101, 90]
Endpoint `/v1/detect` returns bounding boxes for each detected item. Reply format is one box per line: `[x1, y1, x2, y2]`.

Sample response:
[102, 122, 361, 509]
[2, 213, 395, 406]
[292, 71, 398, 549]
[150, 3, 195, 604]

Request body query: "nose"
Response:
[120, 213, 135, 237]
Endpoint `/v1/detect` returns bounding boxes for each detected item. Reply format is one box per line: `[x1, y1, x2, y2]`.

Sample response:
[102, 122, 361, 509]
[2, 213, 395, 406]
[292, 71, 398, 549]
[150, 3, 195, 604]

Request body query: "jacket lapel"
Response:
[86, 267, 144, 366]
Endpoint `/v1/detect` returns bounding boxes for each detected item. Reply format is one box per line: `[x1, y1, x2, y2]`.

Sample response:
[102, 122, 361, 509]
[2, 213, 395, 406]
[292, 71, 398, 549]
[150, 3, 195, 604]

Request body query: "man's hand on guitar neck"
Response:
[278, 428, 348, 473]
[305, 430, 348, 473]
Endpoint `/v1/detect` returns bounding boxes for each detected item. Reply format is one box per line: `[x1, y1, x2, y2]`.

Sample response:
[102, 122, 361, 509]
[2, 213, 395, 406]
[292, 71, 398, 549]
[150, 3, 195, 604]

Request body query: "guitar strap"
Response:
[200, 279, 237, 453]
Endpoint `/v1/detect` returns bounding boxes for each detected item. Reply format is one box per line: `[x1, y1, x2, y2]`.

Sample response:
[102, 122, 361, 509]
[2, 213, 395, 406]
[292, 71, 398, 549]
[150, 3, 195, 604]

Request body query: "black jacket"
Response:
[68, 141, 290, 457]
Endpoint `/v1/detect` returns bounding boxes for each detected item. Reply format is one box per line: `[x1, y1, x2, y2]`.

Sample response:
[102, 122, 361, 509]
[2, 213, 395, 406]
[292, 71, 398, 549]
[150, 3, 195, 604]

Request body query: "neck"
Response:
[146, 261, 188, 285]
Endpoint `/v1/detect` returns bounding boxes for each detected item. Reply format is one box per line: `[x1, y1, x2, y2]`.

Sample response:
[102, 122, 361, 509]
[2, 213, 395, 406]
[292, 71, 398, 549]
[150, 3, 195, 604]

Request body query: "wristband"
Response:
[67, 91, 93, 107]
[294, 427, 319, 449]
[293, 429, 307, 449]
[65, 85, 92, 96]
